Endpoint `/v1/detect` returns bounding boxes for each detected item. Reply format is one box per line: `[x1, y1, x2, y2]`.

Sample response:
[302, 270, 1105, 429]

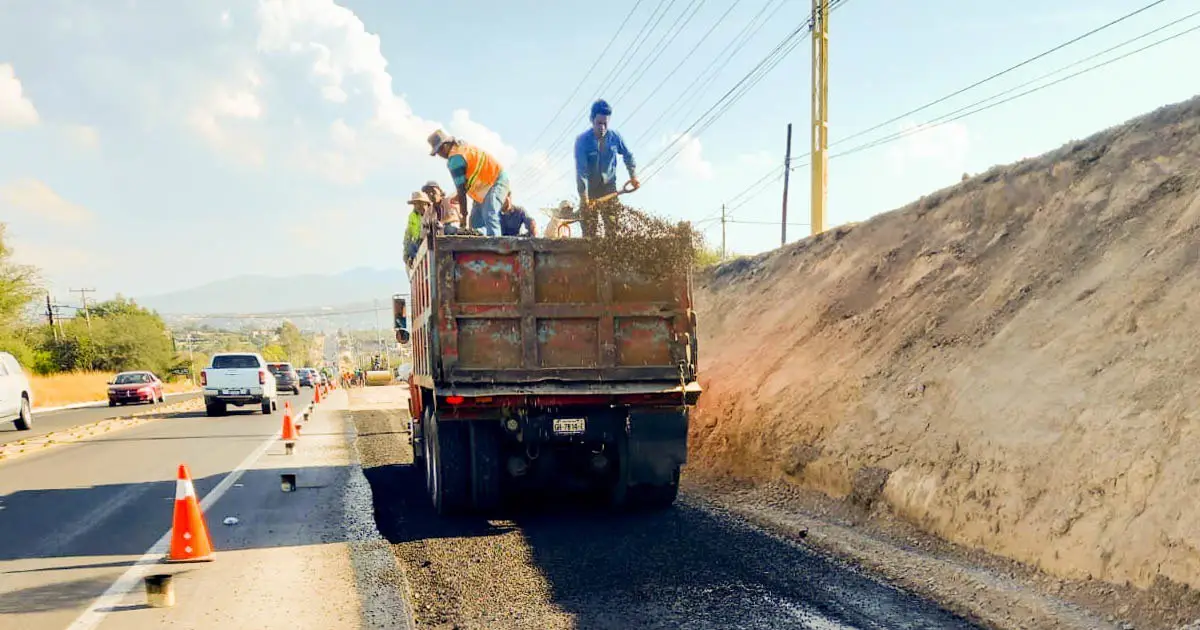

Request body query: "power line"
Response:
[706, 5, 1199, 228]
[521, 0, 788, 200]
[830, 18, 1200, 159]
[830, 0, 1174, 149]
[515, 0, 676, 186]
[518, 0, 646, 157]
[637, 0, 853, 184]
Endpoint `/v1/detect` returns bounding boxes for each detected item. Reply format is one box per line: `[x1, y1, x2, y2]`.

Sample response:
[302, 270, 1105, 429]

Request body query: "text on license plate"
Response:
[221, 389, 247, 396]
[552, 418, 586, 435]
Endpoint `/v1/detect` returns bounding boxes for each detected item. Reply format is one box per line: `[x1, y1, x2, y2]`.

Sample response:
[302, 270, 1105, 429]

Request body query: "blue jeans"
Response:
[468, 171, 509, 237]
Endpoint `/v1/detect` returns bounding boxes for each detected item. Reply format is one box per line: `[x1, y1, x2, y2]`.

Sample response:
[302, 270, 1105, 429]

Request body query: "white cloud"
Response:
[255, 0, 439, 149]
[0, 63, 39, 128]
[220, 9, 231, 26]
[665, 132, 713, 180]
[188, 69, 266, 165]
[737, 150, 776, 171]
[886, 120, 970, 175]
[0, 178, 92, 223]
[448, 109, 518, 167]
[61, 124, 100, 150]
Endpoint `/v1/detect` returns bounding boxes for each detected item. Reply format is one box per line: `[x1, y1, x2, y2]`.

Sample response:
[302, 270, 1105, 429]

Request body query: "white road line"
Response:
[63, 403, 311, 630]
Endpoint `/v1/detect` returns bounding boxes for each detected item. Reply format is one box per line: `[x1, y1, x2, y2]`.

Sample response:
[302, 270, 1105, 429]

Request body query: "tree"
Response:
[276, 321, 308, 365]
[40, 297, 176, 374]
[261, 344, 287, 362]
[0, 224, 40, 366]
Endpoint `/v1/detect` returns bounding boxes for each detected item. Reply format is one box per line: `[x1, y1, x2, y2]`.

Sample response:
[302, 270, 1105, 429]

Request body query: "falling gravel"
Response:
[351, 408, 982, 630]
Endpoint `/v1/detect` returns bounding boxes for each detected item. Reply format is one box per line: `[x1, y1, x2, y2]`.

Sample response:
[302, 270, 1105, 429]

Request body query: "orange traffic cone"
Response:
[167, 464, 215, 563]
[314, 384, 322, 404]
[282, 406, 297, 442]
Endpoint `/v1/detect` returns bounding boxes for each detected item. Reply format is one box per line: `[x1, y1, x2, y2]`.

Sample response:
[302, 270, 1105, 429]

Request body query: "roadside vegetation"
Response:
[0, 224, 318, 407]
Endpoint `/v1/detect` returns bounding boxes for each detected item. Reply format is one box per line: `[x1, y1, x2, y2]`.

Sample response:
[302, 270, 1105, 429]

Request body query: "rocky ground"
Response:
[691, 95, 1200, 617]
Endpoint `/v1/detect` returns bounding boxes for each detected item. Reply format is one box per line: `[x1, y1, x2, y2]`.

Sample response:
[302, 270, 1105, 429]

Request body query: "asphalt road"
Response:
[352, 394, 983, 630]
[0, 393, 204, 446]
[0, 387, 366, 629]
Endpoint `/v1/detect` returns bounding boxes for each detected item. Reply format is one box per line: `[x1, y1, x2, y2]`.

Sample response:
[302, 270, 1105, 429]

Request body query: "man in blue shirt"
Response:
[574, 99, 638, 237]
[499, 193, 538, 237]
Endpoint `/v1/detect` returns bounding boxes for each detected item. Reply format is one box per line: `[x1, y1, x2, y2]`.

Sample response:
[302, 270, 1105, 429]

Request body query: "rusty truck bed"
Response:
[410, 236, 698, 390]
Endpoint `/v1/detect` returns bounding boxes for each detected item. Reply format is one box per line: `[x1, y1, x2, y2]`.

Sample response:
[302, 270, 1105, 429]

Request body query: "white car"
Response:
[0, 351, 34, 430]
[200, 352, 278, 416]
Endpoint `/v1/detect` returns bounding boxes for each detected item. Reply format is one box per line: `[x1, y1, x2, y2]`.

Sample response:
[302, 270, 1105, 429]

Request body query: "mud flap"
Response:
[469, 421, 503, 512]
[627, 407, 689, 487]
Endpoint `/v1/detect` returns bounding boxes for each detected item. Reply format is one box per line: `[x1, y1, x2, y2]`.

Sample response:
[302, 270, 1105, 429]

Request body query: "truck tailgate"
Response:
[205, 370, 260, 390]
[415, 237, 696, 386]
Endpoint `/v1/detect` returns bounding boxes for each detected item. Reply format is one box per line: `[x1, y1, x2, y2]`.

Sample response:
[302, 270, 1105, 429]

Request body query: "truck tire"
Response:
[469, 421, 503, 512]
[261, 398, 273, 414]
[426, 413, 471, 516]
[206, 402, 227, 417]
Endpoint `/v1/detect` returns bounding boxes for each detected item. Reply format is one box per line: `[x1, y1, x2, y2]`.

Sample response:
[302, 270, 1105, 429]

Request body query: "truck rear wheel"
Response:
[426, 412, 471, 515]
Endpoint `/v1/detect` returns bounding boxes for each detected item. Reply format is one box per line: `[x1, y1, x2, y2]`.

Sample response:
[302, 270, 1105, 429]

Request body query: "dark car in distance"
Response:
[267, 362, 301, 394]
[297, 368, 317, 388]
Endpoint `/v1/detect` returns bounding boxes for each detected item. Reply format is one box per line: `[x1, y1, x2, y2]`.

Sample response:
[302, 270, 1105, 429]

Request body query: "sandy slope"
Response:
[691, 95, 1200, 592]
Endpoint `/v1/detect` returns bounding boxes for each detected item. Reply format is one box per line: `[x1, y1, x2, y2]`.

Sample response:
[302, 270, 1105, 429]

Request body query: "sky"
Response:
[1, 0, 1198, 303]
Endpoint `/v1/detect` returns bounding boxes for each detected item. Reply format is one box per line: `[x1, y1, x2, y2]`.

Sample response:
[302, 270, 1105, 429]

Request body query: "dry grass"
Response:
[29, 371, 198, 409]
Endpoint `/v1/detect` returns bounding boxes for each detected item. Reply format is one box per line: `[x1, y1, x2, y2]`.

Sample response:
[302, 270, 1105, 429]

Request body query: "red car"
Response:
[108, 371, 166, 406]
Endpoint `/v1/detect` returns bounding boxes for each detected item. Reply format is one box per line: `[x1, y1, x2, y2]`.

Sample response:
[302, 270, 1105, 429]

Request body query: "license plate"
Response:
[552, 418, 586, 435]
[221, 389, 247, 396]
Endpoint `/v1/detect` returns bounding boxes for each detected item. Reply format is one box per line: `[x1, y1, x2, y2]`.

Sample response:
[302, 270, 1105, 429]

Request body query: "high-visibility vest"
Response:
[405, 210, 422, 244]
[449, 144, 504, 203]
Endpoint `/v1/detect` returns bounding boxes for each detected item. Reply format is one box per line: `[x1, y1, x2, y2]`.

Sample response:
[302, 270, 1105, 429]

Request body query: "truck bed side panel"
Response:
[418, 237, 694, 386]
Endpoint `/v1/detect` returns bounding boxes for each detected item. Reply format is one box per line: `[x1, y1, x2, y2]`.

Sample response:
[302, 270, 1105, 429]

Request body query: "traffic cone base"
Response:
[167, 464, 215, 563]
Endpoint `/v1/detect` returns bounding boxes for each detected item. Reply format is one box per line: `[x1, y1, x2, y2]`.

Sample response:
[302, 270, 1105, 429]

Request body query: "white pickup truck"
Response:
[201, 352, 278, 417]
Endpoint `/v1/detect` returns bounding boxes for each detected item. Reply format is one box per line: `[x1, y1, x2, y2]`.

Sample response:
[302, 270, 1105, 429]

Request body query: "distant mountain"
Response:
[136, 267, 410, 326]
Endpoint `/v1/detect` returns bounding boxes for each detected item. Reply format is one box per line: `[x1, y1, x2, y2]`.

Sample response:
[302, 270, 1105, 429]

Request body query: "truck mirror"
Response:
[392, 295, 409, 344]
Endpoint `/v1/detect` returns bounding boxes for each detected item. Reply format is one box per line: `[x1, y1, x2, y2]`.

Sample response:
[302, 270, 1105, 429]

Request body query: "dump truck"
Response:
[395, 235, 701, 515]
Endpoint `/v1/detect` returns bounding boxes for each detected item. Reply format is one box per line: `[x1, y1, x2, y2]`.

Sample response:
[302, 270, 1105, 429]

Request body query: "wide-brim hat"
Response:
[427, 129, 453, 156]
[407, 191, 431, 205]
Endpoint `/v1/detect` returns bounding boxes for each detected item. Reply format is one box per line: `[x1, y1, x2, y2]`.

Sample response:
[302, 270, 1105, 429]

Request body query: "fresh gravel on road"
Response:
[352, 409, 981, 630]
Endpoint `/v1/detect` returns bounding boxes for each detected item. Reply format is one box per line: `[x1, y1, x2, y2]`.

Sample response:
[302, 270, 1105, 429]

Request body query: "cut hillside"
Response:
[691, 95, 1200, 593]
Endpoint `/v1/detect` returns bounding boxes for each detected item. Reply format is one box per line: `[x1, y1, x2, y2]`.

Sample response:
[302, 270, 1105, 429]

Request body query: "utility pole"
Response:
[70, 288, 96, 333]
[810, 0, 830, 236]
[720, 204, 727, 260]
[781, 123, 793, 247]
[45, 293, 58, 341]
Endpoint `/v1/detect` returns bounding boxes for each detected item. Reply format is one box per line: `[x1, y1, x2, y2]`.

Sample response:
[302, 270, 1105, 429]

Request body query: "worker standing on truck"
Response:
[428, 130, 508, 237]
[421, 180, 462, 235]
[500, 192, 538, 237]
[404, 191, 431, 267]
[574, 99, 638, 237]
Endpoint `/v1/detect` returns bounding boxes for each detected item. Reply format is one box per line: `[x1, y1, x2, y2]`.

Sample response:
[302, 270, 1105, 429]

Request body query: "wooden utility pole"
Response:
[45, 293, 57, 341]
[781, 123, 793, 247]
[720, 204, 727, 260]
[70, 287, 96, 332]
[810, 0, 830, 236]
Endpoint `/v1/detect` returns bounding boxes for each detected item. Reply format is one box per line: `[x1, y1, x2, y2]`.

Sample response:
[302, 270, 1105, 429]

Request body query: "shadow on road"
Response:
[0, 464, 358, 564]
[361, 463, 515, 543]
[0, 575, 119, 615]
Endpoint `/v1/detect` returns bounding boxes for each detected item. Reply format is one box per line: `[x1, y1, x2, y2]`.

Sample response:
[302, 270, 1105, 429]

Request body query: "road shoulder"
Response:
[86, 391, 413, 630]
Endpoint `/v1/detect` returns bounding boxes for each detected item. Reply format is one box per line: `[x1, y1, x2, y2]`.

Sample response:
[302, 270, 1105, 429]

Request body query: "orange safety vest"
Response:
[448, 144, 504, 203]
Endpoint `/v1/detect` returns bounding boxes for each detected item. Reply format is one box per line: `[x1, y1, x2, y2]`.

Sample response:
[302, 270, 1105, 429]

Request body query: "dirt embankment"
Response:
[691, 95, 1200, 593]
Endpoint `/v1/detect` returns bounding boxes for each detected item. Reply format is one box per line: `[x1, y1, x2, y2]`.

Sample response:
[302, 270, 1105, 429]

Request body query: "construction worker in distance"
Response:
[499, 192, 538, 237]
[428, 129, 508, 237]
[421, 180, 462, 235]
[403, 190, 431, 268]
[574, 98, 638, 237]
